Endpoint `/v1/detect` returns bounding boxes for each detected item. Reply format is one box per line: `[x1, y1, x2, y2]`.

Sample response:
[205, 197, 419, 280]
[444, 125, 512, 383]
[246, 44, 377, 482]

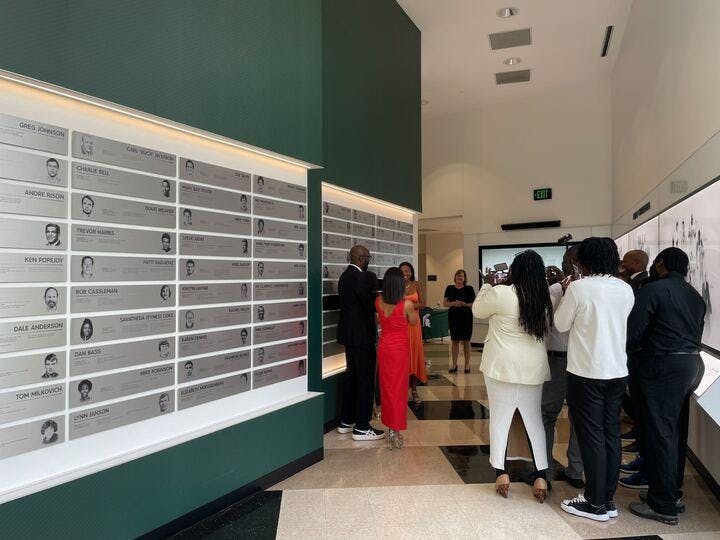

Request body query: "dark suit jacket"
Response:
[629, 271, 649, 294]
[336, 265, 376, 346]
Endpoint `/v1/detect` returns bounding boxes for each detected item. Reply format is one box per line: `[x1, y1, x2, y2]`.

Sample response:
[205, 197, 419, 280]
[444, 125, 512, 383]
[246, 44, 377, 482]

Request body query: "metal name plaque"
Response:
[323, 217, 351, 236]
[179, 258, 251, 281]
[0, 286, 66, 318]
[0, 319, 65, 355]
[351, 223, 375, 239]
[0, 414, 64, 460]
[376, 241, 397, 254]
[323, 326, 337, 342]
[322, 281, 338, 295]
[0, 113, 67, 154]
[179, 233, 250, 257]
[179, 158, 251, 192]
[0, 218, 66, 250]
[321, 265, 344, 281]
[178, 327, 251, 358]
[0, 253, 65, 284]
[180, 207, 251, 236]
[179, 305, 251, 332]
[394, 231, 413, 244]
[72, 132, 176, 176]
[179, 283, 251, 306]
[72, 192, 175, 228]
[72, 162, 175, 203]
[353, 237, 377, 251]
[178, 350, 251, 383]
[323, 342, 344, 357]
[178, 372, 250, 410]
[253, 359, 306, 389]
[323, 233, 351, 250]
[0, 181, 66, 219]
[69, 391, 174, 440]
[0, 383, 64, 426]
[0, 148, 68, 188]
[68, 363, 174, 408]
[254, 197, 306, 222]
[393, 256, 406, 266]
[397, 221, 414, 233]
[253, 339, 306, 367]
[253, 240, 306, 260]
[253, 321, 306, 345]
[253, 282, 306, 301]
[252, 175, 306, 202]
[352, 209, 375, 226]
[71, 284, 175, 313]
[398, 244, 413, 256]
[70, 338, 174, 377]
[323, 310, 340, 325]
[72, 225, 176, 255]
[377, 216, 398, 230]
[179, 182, 250, 213]
[323, 249, 349, 264]
[254, 301, 306, 324]
[375, 254, 395, 266]
[70, 311, 175, 345]
[376, 228, 395, 241]
[71, 255, 174, 282]
[0, 351, 66, 390]
[254, 218, 306, 241]
[323, 202, 351, 221]
[254, 261, 306, 280]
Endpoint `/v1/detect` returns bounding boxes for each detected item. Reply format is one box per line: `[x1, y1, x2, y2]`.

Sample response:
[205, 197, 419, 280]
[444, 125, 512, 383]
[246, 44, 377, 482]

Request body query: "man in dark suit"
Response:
[336, 245, 385, 441]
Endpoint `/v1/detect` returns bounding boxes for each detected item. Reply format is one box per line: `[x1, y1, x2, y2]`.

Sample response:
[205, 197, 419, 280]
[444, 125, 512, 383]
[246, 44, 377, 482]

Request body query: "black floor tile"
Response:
[408, 400, 489, 420]
[422, 373, 456, 387]
[439, 445, 564, 485]
[171, 491, 282, 540]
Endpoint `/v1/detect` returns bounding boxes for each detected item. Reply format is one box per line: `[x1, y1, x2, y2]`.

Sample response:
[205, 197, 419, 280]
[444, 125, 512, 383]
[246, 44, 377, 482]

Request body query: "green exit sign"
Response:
[533, 188, 552, 201]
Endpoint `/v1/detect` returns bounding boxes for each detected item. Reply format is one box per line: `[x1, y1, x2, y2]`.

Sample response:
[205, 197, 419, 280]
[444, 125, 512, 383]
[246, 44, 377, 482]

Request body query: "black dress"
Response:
[444, 285, 476, 341]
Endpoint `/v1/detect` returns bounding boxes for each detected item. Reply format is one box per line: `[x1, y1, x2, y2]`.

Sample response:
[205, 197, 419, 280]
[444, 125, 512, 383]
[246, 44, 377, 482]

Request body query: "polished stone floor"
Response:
[177, 343, 720, 539]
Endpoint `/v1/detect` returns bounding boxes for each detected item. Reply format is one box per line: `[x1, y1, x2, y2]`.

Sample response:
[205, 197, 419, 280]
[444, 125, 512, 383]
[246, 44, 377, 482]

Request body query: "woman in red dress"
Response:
[376, 267, 419, 449]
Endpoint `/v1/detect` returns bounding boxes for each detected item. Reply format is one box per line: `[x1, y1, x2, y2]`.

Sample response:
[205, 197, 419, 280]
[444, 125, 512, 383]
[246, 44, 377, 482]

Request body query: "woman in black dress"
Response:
[443, 269, 476, 373]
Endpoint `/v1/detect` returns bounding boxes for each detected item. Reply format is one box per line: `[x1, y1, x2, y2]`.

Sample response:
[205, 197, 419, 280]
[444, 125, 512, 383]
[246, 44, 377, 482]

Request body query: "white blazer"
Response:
[472, 283, 550, 385]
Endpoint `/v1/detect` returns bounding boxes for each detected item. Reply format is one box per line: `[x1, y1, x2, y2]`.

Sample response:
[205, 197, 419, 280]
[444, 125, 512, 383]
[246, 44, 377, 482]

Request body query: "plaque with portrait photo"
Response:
[323, 217, 351, 236]
[68, 363, 174, 408]
[374, 253, 395, 266]
[254, 197, 306, 222]
[70, 337, 175, 377]
[179, 305, 251, 333]
[179, 233, 250, 258]
[179, 158, 251, 192]
[352, 237, 377, 252]
[253, 301, 306, 324]
[179, 258, 251, 281]
[180, 207, 251, 236]
[351, 223, 375, 239]
[0, 253, 66, 283]
[72, 132, 176, 176]
[322, 281, 338, 295]
[253, 281, 306, 301]
[71, 284, 175, 313]
[253, 261, 306, 280]
[252, 175, 306, 202]
[0, 218, 66, 250]
[0, 148, 68, 188]
[178, 372, 250, 410]
[0, 415, 64, 460]
[377, 216, 398, 230]
[0, 351, 66, 390]
[322, 249, 349, 264]
[352, 209, 375, 226]
[72, 162, 176, 203]
[179, 182, 251, 214]
[0, 181, 67, 219]
[253, 340, 306, 367]
[71, 255, 175, 283]
[70, 311, 175, 345]
[253, 359, 306, 389]
[179, 283, 251, 306]
[253, 320, 306, 345]
[394, 231, 413, 245]
[322, 202, 351, 221]
[376, 241, 397, 254]
[178, 350, 251, 383]
[397, 243, 413, 256]
[321, 264, 344, 281]
[323, 310, 340, 326]
[323, 233, 351, 250]
[0, 383, 64, 426]
[71, 192, 175, 228]
[0, 114, 67, 155]
[0, 286, 66, 318]
[397, 221, 413, 234]
[253, 218, 306, 241]
[70, 391, 174, 440]
[253, 240, 306, 260]
[0, 319, 65, 355]
[178, 327, 251, 358]
[72, 225, 176, 255]
[375, 227, 395, 241]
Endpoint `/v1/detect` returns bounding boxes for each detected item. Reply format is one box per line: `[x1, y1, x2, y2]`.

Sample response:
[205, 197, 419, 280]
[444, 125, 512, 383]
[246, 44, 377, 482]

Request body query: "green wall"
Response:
[0, 0, 323, 165]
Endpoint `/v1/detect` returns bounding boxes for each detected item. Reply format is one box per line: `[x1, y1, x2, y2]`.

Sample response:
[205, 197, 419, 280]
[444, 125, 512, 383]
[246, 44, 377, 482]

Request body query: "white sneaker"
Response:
[352, 427, 386, 441]
[337, 422, 354, 434]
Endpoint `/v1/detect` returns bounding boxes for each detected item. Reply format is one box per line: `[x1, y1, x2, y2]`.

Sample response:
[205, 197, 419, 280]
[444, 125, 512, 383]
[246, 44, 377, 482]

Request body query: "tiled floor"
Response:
[178, 343, 720, 539]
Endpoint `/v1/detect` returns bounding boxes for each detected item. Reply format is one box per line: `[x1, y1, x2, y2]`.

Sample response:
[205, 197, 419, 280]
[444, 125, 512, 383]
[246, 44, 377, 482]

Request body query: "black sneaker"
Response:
[352, 426, 386, 441]
[639, 490, 686, 513]
[620, 455, 643, 474]
[606, 501, 618, 518]
[560, 494, 609, 522]
[621, 426, 638, 441]
[622, 440, 639, 454]
[629, 501, 678, 525]
[618, 472, 649, 489]
[336, 422, 354, 434]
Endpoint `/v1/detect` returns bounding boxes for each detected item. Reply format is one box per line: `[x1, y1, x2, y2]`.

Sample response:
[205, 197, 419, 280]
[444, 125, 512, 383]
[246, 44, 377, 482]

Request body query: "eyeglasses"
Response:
[359, 255, 373, 261]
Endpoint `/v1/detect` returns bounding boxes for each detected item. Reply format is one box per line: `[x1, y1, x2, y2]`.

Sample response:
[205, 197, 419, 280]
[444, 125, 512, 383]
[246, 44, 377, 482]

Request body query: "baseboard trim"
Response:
[688, 448, 720, 502]
[139, 447, 324, 539]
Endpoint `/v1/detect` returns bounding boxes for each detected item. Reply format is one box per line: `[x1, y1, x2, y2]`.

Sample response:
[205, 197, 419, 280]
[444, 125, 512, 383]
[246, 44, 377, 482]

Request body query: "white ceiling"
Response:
[397, 0, 633, 119]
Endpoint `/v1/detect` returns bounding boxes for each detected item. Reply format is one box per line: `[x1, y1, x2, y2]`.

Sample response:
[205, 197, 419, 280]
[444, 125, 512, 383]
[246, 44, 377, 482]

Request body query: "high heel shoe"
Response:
[411, 389, 421, 404]
[389, 429, 403, 449]
[449, 365, 458, 373]
[533, 477, 548, 503]
[495, 474, 510, 498]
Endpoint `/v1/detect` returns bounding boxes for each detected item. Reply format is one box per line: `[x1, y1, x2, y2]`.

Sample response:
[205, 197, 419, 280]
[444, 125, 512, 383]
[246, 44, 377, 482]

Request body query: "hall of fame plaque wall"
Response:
[320, 185, 416, 375]
[0, 100, 307, 470]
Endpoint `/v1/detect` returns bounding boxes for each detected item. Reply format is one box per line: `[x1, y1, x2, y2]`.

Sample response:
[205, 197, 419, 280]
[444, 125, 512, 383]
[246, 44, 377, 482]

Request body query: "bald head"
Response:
[349, 245, 371, 270]
[621, 250, 649, 275]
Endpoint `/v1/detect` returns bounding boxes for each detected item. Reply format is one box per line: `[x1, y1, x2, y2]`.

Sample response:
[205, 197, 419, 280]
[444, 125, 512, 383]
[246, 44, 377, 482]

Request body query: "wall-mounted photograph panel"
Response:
[179, 182, 250, 213]
[179, 233, 249, 258]
[178, 350, 251, 383]
[352, 209, 375, 226]
[0, 415, 64, 460]
[70, 338, 175, 377]
[323, 217, 351, 236]
[253, 261, 306, 280]
[70, 311, 175, 345]
[179, 305, 251, 332]
[323, 202, 351, 221]
[0, 114, 67, 154]
[72, 192, 175, 228]
[0, 286, 66, 318]
[72, 132, 175, 176]
[254, 240, 305, 260]
[0, 351, 66, 390]
[0, 148, 67, 188]
[254, 218, 306, 241]
[71, 284, 174, 313]
[71, 255, 174, 282]
[72, 162, 175, 203]
[179, 259, 251, 281]
[0, 383, 64, 426]
[253, 320, 306, 345]
[322, 249, 348, 264]
[178, 327, 250, 358]
[253, 359, 306, 389]
[68, 364, 174, 408]
[254, 197, 305, 222]
[0, 218, 66, 250]
[252, 175, 306, 202]
[179, 158, 251, 192]
[323, 233, 351, 250]
[0, 319, 65, 355]
[253, 340, 306, 367]
[178, 373, 250, 410]
[253, 301, 306, 323]
[321, 264, 344, 280]
[72, 225, 175, 255]
[0, 182, 66, 219]
[180, 208, 250, 236]
[253, 282, 306, 301]
[179, 283, 250, 306]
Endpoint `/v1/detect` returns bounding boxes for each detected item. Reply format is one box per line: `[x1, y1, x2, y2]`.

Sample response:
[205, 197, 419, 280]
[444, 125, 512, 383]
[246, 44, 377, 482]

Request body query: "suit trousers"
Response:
[340, 343, 376, 431]
[567, 373, 626, 507]
[637, 354, 704, 516]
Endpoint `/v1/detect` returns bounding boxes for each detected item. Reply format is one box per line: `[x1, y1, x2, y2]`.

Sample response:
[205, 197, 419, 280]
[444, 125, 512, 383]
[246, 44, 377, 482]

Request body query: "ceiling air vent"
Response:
[495, 69, 531, 85]
[489, 28, 531, 50]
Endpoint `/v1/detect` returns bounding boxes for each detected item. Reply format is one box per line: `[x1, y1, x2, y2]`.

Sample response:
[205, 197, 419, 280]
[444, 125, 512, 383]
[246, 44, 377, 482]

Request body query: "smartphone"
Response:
[494, 263, 509, 272]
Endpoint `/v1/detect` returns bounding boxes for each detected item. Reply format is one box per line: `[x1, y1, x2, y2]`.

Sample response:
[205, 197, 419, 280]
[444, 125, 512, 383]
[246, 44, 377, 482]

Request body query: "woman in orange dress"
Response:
[399, 261, 427, 403]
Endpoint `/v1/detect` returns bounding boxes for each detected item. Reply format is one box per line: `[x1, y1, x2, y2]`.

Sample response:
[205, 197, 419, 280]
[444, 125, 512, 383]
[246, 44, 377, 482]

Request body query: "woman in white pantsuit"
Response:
[472, 250, 553, 502]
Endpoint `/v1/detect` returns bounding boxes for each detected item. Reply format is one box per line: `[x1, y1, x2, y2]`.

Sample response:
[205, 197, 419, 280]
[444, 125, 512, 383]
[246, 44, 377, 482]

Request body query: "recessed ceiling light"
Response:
[421, 99, 429, 106]
[496, 7, 518, 18]
[503, 57, 522, 66]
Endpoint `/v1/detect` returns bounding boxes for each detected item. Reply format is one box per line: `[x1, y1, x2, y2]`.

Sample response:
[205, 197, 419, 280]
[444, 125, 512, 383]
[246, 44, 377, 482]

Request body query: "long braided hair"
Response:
[576, 237, 620, 276]
[508, 250, 553, 341]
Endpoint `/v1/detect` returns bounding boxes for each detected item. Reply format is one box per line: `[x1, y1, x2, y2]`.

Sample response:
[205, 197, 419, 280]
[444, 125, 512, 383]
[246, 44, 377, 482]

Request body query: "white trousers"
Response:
[485, 376, 549, 471]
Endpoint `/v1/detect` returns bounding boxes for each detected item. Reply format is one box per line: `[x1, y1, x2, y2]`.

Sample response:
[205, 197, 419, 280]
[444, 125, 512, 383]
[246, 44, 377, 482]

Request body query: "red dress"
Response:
[376, 297, 410, 430]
